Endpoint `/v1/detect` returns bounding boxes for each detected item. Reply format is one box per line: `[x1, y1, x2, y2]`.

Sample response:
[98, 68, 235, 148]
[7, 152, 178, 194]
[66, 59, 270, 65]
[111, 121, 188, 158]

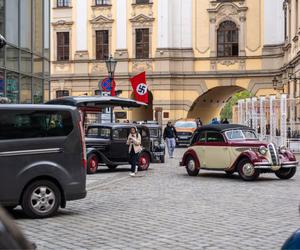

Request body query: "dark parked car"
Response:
[0, 105, 87, 218]
[143, 123, 165, 163]
[85, 123, 152, 174]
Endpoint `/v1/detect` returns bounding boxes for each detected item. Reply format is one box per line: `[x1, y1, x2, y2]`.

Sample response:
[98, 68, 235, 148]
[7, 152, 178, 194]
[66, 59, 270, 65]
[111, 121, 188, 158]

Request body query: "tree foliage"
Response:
[220, 90, 251, 120]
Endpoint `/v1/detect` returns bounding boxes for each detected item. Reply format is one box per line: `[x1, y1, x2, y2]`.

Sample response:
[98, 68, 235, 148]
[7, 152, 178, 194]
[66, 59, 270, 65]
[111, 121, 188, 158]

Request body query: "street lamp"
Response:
[105, 55, 117, 123]
[272, 76, 284, 91]
[105, 55, 117, 80]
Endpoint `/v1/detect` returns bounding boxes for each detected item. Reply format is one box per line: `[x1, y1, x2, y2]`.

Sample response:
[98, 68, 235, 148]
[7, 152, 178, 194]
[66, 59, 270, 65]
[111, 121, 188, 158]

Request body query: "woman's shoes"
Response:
[130, 172, 136, 177]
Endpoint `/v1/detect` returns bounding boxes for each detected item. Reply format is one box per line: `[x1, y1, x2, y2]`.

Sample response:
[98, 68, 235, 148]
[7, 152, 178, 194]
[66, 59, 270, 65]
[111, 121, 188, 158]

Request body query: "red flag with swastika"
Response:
[130, 72, 148, 104]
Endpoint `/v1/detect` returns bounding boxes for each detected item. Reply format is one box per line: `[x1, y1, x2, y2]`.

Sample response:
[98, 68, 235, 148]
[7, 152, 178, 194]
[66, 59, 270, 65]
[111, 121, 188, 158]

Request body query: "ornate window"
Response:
[217, 21, 238, 57]
[95, 0, 110, 5]
[56, 90, 70, 98]
[136, 28, 149, 59]
[57, 0, 71, 7]
[96, 30, 109, 60]
[136, 0, 150, 4]
[57, 32, 69, 61]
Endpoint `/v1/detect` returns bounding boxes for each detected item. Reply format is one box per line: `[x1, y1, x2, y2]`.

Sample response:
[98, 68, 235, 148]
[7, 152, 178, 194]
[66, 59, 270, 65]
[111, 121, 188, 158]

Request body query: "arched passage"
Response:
[130, 91, 153, 122]
[187, 86, 245, 124]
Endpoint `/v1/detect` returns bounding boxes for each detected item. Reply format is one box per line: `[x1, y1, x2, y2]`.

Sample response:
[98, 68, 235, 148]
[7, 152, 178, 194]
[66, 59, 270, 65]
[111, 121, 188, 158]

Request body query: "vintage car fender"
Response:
[229, 150, 268, 171]
[180, 149, 200, 169]
[139, 149, 153, 162]
[86, 147, 108, 164]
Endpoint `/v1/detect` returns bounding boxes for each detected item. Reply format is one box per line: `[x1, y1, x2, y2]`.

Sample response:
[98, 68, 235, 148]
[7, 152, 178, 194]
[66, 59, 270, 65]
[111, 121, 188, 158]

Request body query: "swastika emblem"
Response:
[136, 83, 148, 96]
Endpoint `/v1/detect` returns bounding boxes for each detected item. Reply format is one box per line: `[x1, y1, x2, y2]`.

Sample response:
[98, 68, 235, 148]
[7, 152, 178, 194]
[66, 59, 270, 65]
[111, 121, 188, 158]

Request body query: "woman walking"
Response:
[127, 127, 142, 177]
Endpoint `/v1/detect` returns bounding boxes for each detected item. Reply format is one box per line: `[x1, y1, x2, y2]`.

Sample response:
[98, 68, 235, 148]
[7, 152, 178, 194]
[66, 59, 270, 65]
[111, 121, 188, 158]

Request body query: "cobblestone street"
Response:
[12, 148, 300, 250]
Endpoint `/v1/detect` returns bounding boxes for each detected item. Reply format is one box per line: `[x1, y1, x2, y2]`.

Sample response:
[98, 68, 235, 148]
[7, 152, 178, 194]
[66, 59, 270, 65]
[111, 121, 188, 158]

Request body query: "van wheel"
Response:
[237, 159, 259, 181]
[21, 180, 61, 219]
[87, 154, 99, 174]
[138, 152, 150, 171]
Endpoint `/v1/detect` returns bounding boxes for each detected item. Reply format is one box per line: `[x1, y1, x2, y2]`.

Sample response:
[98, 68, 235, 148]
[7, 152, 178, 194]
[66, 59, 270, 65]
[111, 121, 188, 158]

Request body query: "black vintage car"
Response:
[85, 123, 152, 174]
[143, 122, 165, 163]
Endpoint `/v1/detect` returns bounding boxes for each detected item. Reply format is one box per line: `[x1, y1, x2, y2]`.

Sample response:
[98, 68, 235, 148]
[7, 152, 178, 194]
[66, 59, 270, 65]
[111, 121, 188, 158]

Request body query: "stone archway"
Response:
[130, 91, 154, 122]
[187, 86, 245, 124]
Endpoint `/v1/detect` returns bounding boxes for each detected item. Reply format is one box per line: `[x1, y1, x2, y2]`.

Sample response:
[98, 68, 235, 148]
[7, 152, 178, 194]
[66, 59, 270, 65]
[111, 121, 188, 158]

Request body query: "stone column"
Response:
[209, 16, 217, 57]
[76, 0, 87, 52]
[116, 0, 128, 58]
[239, 16, 246, 56]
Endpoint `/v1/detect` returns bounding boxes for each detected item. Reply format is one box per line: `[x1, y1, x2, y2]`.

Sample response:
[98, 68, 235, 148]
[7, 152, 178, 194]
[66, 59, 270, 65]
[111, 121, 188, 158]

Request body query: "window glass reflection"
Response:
[44, 0, 50, 59]
[33, 78, 43, 104]
[33, 0, 43, 55]
[20, 75, 32, 104]
[21, 51, 32, 74]
[21, 0, 32, 51]
[6, 46, 19, 71]
[44, 80, 50, 102]
[34, 55, 43, 77]
[0, 70, 4, 97]
[6, 71, 19, 103]
[5, 0, 19, 45]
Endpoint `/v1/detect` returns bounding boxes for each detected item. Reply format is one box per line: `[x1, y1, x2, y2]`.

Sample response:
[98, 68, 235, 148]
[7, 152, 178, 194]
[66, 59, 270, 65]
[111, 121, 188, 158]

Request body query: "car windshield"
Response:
[86, 127, 111, 139]
[175, 121, 197, 128]
[225, 130, 258, 140]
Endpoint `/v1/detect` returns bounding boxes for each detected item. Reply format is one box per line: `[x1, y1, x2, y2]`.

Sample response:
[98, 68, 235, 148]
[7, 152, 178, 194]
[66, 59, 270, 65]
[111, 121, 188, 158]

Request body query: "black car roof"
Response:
[0, 104, 77, 111]
[197, 124, 253, 133]
[46, 96, 146, 108]
[87, 123, 148, 129]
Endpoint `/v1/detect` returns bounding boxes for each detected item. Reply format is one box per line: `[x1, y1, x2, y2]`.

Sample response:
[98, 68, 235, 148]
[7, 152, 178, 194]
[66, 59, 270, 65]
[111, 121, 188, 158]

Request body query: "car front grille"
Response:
[177, 132, 192, 137]
[268, 143, 279, 165]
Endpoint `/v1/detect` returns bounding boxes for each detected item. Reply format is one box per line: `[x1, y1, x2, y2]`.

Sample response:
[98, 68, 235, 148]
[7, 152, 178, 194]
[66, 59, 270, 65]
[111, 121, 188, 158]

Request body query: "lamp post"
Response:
[105, 55, 117, 123]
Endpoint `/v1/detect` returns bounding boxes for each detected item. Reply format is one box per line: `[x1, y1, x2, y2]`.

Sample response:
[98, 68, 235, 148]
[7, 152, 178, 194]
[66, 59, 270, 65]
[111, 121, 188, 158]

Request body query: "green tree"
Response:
[220, 90, 251, 121]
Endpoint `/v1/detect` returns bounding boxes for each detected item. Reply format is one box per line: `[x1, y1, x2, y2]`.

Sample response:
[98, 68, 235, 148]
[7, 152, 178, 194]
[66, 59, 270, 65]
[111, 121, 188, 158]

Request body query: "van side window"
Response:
[0, 110, 73, 140]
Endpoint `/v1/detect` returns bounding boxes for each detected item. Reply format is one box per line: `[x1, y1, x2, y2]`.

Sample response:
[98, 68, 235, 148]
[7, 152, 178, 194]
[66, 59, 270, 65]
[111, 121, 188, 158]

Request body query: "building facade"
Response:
[51, 0, 285, 123]
[0, 0, 50, 104]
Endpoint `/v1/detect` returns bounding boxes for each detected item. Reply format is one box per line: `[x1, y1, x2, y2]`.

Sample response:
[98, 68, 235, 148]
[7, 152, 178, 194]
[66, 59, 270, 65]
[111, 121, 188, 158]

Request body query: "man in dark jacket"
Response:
[163, 121, 177, 158]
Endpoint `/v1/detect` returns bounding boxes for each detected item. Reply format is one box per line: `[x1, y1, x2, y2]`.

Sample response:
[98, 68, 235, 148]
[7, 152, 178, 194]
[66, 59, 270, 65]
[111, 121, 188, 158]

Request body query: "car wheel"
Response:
[21, 180, 61, 219]
[87, 153, 99, 174]
[107, 164, 118, 170]
[138, 152, 150, 171]
[186, 156, 199, 176]
[160, 155, 165, 164]
[237, 158, 259, 181]
[275, 167, 296, 179]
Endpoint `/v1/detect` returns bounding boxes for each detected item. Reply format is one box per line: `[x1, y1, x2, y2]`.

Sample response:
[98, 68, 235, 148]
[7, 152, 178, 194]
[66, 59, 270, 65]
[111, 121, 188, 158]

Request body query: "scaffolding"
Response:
[235, 94, 300, 152]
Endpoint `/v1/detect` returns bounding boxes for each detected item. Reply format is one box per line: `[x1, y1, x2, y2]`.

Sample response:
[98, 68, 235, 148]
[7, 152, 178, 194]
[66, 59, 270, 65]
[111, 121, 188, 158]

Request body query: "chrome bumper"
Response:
[254, 161, 299, 170]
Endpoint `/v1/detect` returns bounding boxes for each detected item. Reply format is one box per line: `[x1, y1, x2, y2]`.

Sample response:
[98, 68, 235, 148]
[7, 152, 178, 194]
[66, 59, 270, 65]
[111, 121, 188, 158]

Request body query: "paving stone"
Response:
[10, 148, 300, 249]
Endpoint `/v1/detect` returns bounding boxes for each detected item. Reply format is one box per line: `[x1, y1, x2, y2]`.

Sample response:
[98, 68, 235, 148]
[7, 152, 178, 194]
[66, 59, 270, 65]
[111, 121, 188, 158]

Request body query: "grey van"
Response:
[0, 105, 87, 218]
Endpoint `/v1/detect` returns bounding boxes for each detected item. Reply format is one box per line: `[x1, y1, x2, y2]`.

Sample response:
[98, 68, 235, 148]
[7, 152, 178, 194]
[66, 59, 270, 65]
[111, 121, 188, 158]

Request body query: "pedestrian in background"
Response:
[210, 118, 220, 125]
[127, 127, 142, 177]
[222, 118, 229, 124]
[163, 121, 177, 158]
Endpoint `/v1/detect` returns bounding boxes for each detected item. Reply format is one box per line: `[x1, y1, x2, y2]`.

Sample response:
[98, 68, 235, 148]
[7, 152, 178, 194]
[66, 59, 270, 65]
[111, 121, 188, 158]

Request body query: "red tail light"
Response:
[78, 112, 87, 169]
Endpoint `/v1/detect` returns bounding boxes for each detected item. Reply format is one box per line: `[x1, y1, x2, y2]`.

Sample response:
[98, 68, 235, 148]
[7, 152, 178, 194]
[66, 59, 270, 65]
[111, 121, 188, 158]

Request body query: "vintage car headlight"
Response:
[154, 141, 160, 147]
[279, 145, 287, 154]
[259, 146, 268, 155]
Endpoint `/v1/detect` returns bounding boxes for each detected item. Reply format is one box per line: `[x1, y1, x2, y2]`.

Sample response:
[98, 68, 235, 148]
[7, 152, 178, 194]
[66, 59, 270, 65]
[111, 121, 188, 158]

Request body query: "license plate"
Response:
[179, 136, 189, 139]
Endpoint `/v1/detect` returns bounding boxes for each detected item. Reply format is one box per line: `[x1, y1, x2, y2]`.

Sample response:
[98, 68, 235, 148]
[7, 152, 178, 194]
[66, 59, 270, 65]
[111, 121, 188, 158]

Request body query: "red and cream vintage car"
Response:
[180, 124, 298, 181]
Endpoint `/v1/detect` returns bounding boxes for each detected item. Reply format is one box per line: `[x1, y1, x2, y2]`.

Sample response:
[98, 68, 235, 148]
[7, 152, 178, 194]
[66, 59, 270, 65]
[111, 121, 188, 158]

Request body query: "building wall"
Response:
[51, 0, 286, 124]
